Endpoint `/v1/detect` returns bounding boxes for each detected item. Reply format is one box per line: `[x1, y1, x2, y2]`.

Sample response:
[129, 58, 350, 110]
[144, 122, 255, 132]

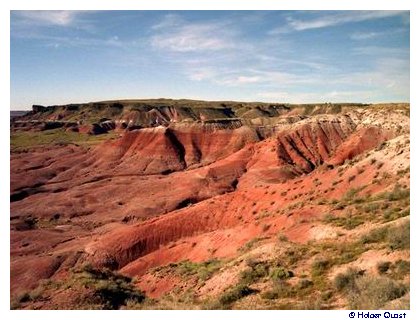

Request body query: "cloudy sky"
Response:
[10, 10, 409, 110]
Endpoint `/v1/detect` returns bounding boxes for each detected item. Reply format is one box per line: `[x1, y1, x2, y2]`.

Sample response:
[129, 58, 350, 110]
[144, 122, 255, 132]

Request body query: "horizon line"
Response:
[10, 98, 411, 111]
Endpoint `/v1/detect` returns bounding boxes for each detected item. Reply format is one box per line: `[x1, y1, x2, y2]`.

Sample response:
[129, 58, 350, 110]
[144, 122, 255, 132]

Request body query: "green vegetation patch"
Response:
[349, 275, 407, 309]
[11, 265, 145, 310]
[238, 237, 265, 253]
[11, 128, 117, 151]
[323, 213, 364, 230]
[155, 259, 222, 282]
[334, 268, 408, 309]
[361, 220, 410, 251]
[218, 284, 257, 307]
[378, 185, 410, 202]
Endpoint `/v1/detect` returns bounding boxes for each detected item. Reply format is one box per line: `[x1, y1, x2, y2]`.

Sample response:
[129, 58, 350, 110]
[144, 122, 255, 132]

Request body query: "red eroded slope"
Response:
[10, 111, 408, 299]
[94, 126, 186, 174]
[170, 122, 258, 167]
[92, 123, 259, 175]
[84, 146, 255, 269]
[84, 117, 389, 271]
[328, 126, 395, 165]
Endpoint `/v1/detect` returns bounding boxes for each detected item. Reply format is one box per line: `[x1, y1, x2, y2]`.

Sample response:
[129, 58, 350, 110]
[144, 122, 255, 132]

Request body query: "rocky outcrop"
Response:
[275, 115, 356, 173]
[169, 122, 258, 167]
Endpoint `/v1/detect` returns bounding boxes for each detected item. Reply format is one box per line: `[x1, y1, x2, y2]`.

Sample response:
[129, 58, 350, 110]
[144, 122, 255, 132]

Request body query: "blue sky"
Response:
[10, 10, 409, 110]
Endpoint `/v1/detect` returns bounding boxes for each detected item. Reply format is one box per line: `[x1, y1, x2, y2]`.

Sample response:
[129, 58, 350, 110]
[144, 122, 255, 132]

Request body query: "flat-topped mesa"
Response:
[20, 100, 396, 124]
[32, 105, 48, 113]
[11, 101, 409, 139]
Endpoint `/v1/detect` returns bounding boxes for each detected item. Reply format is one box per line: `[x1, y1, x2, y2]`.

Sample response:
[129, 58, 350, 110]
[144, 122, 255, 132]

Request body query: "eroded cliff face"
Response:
[10, 103, 410, 309]
[82, 112, 406, 272]
[12, 99, 372, 133]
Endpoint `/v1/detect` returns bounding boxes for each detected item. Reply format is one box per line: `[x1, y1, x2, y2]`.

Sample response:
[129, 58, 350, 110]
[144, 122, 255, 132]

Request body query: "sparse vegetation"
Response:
[334, 268, 363, 292]
[391, 260, 410, 280]
[11, 128, 117, 151]
[311, 258, 331, 277]
[270, 267, 293, 281]
[239, 261, 269, 285]
[277, 232, 288, 242]
[334, 268, 408, 309]
[10, 99, 410, 310]
[361, 221, 409, 251]
[377, 261, 392, 274]
[218, 284, 256, 307]
[384, 185, 410, 202]
[238, 237, 263, 253]
[157, 259, 222, 281]
[347, 275, 407, 309]
[323, 212, 364, 230]
[12, 265, 145, 309]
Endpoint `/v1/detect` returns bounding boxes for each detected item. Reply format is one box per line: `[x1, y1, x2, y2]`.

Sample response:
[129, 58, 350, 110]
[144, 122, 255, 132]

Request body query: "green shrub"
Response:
[377, 261, 392, 274]
[387, 186, 410, 201]
[75, 265, 145, 309]
[282, 245, 309, 266]
[269, 267, 293, 281]
[363, 202, 380, 213]
[261, 290, 279, 300]
[297, 279, 313, 289]
[361, 226, 389, 244]
[277, 233, 288, 242]
[240, 262, 269, 285]
[334, 243, 366, 265]
[268, 280, 293, 299]
[388, 222, 410, 250]
[169, 259, 222, 281]
[323, 213, 364, 230]
[238, 237, 262, 253]
[348, 275, 407, 309]
[334, 268, 362, 292]
[348, 175, 356, 182]
[393, 260, 410, 279]
[219, 284, 256, 306]
[197, 260, 222, 281]
[311, 258, 331, 276]
[343, 187, 366, 202]
[360, 221, 409, 251]
[342, 216, 364, 230]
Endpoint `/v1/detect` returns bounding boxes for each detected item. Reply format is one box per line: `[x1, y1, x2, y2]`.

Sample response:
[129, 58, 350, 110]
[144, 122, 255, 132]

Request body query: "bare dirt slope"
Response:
[10, 101, 410, 310]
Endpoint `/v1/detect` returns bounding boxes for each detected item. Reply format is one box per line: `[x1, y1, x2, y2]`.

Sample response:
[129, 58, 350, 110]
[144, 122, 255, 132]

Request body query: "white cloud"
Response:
[236, 76, 261, 84]
[271, 11, 407, 34]
[350, 32, 380, 40]
[187, 66, 324, 88]
[13, 11, 82, 27]
[218, 76, 262, 86]
[257, 90, 377, 103]
[151, 14, 182, 30]
[351, 46, 408, 57]
[150, 16, 236, 52]
[187, 68, 217, 81]
[350, 27, 407, 41]
[12, 33, 125, 49]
